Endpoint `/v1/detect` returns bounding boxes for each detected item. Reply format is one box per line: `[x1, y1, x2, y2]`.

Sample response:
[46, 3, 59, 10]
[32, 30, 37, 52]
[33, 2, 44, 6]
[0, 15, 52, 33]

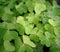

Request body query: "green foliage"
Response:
[23, 35, 36, 47]
[0, 0, 60, 52]
[35, 2, 46, 15]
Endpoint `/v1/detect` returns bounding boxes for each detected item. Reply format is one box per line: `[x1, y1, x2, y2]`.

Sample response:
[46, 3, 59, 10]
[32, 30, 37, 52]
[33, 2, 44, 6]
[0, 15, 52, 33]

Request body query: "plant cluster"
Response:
[0, 0, 60, 52]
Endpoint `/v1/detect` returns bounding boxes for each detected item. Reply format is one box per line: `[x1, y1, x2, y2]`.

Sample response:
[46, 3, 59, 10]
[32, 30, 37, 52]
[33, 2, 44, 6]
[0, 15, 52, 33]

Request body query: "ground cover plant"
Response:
[0, 0, 60, 52]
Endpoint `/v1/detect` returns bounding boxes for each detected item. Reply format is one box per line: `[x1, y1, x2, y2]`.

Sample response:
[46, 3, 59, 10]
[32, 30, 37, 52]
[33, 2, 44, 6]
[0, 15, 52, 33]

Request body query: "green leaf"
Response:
[55, 37, 60, 47]
[37, 23, 44, 31]
[34, 42, 43, 52]
[42, 17, 49, 24]
[35, 3, 46, 15]
[16, 16, 25, 25]
[48, 19, 57, 27]
[0, 6, 4, 17]
[18, 44, 25, 52]
[53, 8, 60, 16]
[26, 14, 40, 24]
[16, 2, 27, 14]
[44, 31, 52, 47]
[15, 37, 22, 52]
[37, 30, 45, 45]
[44, 31, 55, 47]
[4, 40, 15, 51]
[54, 26, 60, 36]
[15, 23, 25, 35]
[0, 44, 12, 52]
[2, 7, 14, 22]
[45, 1, 52, 10]
[23, 35, 36, 47]
[16, 2, 24, 14]
[53, 0, 59, 8]
[0, 28, 7, 44]
[50, 46, 60, 52]
[7, 0, 16, 9]
[4, 31, 18, 41]
[25, 0, 34, 12]
[29, 34, 39, 43]
[25, 24, 33, 34]
[25, 45, 33, 52]
[26, 13, 35, 23]
[44, 24, 54, 34]
[30, 27, 38, 35]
